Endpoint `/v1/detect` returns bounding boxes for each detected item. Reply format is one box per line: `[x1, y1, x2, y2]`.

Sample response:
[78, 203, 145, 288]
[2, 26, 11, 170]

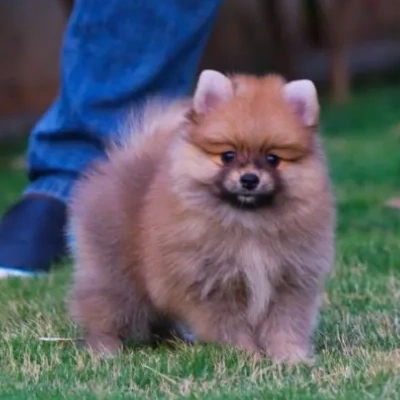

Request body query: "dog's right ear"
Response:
[282, 80, 320, 128]
[193, 70, 234, 115]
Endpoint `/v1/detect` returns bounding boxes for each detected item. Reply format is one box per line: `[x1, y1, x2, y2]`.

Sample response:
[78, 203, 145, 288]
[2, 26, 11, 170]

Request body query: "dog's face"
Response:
[172, 71, 322, 212]
[213, 149, 282, 209]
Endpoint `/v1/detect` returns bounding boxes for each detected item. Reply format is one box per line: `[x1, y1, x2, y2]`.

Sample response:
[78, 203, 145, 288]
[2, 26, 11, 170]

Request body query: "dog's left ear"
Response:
[283, 80, 319, 128]
[193, 70, 234, 115]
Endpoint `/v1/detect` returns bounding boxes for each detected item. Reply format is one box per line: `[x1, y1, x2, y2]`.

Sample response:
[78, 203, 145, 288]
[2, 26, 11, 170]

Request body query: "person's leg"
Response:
[0, 0, 223, 277]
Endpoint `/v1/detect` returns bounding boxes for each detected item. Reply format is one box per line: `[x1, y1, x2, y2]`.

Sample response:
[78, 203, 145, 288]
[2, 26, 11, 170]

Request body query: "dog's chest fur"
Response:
[181, 227, 283, 324]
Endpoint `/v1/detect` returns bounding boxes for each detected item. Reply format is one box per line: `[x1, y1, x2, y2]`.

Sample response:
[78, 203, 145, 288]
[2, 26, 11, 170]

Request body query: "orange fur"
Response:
[67, 73, 335, 363]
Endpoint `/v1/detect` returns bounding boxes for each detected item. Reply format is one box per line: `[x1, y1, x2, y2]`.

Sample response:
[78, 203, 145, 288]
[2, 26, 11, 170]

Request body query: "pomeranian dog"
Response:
[67, 69, 335, 364]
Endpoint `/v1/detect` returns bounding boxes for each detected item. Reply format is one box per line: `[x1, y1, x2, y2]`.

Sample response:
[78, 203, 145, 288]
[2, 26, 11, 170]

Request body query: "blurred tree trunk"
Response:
[321, 0, 358, 104]
[61, 0, 74, 14]
[259, 0, 302, 79]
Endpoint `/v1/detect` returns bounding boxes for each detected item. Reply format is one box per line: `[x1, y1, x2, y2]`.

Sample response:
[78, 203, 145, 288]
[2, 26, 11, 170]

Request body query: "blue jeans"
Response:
[24, 0, 222, 203]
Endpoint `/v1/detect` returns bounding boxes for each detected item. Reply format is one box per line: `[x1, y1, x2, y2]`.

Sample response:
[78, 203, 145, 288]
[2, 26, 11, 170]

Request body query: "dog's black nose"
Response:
[240, 173, 260, 190]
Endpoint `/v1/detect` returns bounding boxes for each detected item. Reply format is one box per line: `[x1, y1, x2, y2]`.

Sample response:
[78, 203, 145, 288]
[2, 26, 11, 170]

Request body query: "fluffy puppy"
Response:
[67, 70, 335, 364]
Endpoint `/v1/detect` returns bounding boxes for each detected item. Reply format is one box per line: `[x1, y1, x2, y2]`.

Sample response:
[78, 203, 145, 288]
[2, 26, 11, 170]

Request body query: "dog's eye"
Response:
[221, 151, 236, 164]
[265, 153, 280, 167]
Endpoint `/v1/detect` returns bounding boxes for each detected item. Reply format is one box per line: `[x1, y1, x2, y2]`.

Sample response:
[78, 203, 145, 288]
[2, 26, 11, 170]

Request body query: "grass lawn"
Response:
[1, 83, 400, 399]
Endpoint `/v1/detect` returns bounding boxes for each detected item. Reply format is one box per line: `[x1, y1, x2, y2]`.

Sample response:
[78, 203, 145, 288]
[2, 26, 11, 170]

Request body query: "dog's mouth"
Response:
[219, 189, 275, 210]
[237, 194, 257, 205]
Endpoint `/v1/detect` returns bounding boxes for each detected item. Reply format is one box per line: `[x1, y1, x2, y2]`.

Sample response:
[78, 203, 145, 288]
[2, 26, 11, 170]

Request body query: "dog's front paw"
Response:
[266, 342, 314, 365]
[85, 333, 122, 357]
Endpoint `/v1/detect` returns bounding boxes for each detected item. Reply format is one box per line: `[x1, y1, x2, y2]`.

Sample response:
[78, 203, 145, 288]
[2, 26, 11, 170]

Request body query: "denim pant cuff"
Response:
[23, 175, 75, 204]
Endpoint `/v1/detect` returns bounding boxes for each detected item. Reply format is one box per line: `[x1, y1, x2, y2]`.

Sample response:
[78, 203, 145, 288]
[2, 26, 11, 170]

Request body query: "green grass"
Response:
[1, 84, 400, 399]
